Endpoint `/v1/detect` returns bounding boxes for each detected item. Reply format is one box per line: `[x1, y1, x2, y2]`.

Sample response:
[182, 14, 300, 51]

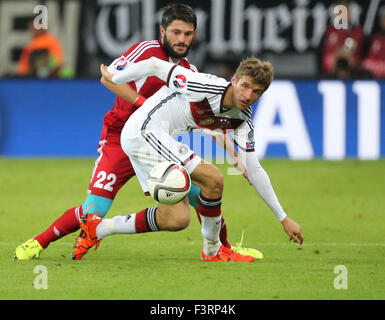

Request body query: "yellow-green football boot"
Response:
[231, 230, 264, 260]
[14, 238, 43, 260]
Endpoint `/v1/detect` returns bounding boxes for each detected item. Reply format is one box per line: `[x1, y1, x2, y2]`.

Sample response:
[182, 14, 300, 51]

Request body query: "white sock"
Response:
[96, 214, 136, 239]
[203, 239, 221, 256]
[199, 214, 222, 256]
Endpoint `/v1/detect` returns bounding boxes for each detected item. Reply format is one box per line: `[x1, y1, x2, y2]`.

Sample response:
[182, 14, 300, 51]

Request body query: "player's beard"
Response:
[163, 35, 191, 60]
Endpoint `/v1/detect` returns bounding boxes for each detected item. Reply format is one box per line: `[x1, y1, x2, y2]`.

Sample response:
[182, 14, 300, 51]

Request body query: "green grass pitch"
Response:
[0, 158, 384, 300]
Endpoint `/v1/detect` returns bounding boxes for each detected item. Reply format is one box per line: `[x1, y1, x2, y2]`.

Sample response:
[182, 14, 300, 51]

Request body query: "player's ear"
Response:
[160, 25, 166, 40]
[231, 75, 237, 86]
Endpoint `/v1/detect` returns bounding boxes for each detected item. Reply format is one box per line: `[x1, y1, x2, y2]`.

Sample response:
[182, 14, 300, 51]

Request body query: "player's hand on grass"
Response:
[281, 217, 304, 245]
[100, 64, 114, 83]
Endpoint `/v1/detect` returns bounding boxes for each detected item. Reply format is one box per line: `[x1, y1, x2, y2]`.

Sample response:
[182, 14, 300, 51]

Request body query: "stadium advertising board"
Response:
[253, 80, 384, 160]
[0, 80, 383, 159]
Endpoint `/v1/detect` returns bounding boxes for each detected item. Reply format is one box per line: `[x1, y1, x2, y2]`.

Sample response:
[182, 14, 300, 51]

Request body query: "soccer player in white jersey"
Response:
[79, 56, 304, 262]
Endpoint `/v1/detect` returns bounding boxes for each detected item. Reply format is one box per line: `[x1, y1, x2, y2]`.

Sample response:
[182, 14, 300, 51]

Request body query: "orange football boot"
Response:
[72, 214, 102, 260]
[201, 245, 255, 262]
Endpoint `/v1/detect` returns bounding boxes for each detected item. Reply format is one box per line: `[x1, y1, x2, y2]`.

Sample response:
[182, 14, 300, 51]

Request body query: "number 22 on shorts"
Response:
[93, 171, 117, 192]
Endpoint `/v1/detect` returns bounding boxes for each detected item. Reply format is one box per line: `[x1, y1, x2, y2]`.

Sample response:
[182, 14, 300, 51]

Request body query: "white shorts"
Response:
[121, 124, 201, 195]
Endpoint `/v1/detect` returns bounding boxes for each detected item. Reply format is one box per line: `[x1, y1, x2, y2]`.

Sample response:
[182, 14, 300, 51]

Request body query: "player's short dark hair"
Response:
[161, 4, 197, 30]
[235, 57, 274, 91]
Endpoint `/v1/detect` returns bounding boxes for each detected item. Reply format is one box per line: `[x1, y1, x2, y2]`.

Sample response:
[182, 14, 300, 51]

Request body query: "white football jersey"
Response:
[127, 65, 255, 152]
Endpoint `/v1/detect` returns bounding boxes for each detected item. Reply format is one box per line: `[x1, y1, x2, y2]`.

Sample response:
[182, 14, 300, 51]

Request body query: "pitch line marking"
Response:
[2, 241, 385, 247]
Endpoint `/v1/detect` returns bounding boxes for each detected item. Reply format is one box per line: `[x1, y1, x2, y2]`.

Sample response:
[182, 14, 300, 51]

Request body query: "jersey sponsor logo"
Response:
[173, 74, 187, 88]
[114, 55, 128, 70]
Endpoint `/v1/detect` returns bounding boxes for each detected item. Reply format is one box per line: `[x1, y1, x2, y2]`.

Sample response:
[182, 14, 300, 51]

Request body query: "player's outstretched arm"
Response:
[238, 147, 304, 244]
[106, 57, 174, 85]
[102, 57, 222, 104]
[240, 148, 287, 221]
[100, 58, 168, 85]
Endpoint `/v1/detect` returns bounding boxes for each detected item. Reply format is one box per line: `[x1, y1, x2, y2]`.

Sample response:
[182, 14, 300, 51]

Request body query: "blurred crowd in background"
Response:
[321, 2, 385, 79]
[1, 0, 385, 80]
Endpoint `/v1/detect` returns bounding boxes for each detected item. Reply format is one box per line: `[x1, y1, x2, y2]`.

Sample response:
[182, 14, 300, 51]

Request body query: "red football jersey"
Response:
[103, 40, 197, 130]
[322, 24, 364, 73]
[362, 33, 385, 78]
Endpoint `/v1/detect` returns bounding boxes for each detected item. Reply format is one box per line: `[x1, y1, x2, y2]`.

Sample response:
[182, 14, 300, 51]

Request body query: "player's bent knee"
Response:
[174, 210, 191, 230]
[195, 164, 224, 195]
[157, 199, 190, 231]
[204, 171, 224, 195]
[212, 172, 224, 190]
[166, 206, 190, 231]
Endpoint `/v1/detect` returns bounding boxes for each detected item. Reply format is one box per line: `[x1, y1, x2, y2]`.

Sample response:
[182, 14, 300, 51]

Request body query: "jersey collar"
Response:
[220, 83, 232, 113]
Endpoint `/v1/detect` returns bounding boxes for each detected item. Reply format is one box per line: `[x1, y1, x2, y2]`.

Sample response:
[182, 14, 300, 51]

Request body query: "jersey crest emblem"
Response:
[248, 129, 254, 141]
[178, 145, 189, 155]
[173, 74, 187, 88]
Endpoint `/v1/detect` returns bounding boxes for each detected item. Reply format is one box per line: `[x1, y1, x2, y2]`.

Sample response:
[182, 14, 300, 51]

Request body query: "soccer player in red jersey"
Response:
[15, 4, 260, 260]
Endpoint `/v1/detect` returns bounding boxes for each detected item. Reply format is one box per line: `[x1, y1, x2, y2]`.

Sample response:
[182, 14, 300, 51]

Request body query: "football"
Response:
[147, 161, 191, 205]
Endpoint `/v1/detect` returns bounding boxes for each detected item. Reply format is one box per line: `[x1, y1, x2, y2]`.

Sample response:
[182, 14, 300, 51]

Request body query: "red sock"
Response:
[195, 210, 231, 248]
[134, 208, 159, 233]
[34, 206, 83, 248]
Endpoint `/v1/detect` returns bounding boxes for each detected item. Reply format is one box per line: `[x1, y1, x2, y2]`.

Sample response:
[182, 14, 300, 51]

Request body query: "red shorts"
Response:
[87, 125, 135, 199]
